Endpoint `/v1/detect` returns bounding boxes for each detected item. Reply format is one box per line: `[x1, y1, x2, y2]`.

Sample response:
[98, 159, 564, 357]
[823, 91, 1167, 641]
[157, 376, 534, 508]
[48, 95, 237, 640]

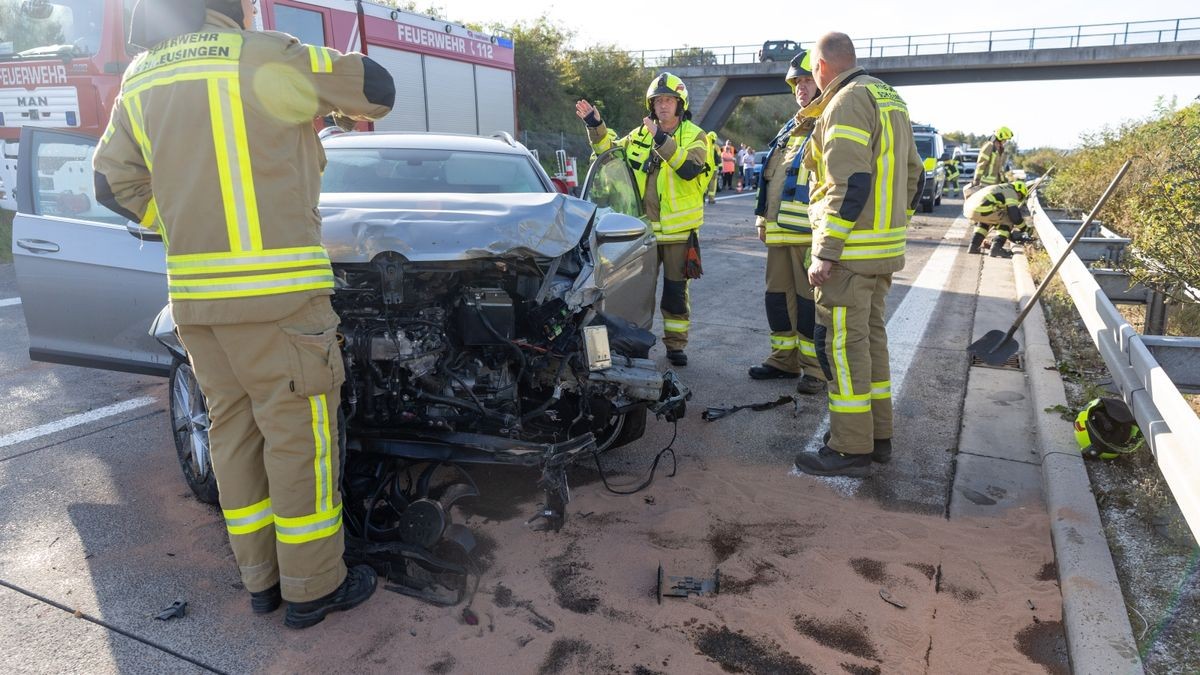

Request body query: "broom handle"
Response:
[997, 159, 1133, 346]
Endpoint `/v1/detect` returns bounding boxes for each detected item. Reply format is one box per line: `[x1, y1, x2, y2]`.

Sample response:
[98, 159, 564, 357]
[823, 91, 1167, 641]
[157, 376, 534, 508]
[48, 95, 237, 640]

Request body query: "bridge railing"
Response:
[625, 17, 1200, 68]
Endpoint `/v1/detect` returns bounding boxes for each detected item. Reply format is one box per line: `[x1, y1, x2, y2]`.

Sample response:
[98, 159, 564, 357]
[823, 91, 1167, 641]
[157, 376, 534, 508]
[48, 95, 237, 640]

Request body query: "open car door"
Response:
[580, 148, 657, 330]
[11, 127, 170, 376]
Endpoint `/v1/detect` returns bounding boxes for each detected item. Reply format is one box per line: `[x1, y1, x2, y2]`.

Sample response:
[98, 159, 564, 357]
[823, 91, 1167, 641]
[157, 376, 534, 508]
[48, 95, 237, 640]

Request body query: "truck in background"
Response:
[0, 0, 516, 210]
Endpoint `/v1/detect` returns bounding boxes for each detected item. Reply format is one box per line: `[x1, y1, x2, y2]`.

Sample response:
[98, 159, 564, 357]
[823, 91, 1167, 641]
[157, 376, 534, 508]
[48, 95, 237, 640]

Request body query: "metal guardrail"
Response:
[624, 17, 1200, 67]
[1030, 194, 1200, 541]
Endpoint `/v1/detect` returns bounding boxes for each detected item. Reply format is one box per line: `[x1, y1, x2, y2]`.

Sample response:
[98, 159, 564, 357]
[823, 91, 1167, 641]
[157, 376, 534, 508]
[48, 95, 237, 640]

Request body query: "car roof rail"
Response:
[491, 131, 517, 148]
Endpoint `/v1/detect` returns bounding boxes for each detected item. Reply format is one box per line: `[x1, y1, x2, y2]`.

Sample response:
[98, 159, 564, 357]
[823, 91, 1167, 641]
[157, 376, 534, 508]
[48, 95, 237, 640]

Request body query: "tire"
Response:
[169, 360, 219, 504]
[921, 198, 933, 213]
[595, 406, 648, 454]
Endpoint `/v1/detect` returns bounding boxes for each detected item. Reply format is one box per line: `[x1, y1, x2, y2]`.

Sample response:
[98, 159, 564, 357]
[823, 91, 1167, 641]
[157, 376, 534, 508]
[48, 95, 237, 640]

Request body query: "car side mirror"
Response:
[126, 221, 163, 242]
[595, 213, 647, 242]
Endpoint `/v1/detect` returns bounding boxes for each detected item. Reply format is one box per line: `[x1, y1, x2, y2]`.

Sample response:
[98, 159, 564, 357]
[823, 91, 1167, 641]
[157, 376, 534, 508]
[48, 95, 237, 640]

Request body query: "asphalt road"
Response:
[0, 194, 1013, 673]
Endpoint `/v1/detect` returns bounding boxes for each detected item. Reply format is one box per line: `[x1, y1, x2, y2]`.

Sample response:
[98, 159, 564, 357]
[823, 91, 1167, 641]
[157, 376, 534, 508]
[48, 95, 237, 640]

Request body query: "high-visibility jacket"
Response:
[972, 141, 1006, 187]
[587, 119, 708, 243]
[944, 158, 960, 183]
[94, 11, 394, 326]
[755, 114, 815, 246]
[964, 183, 1024, 226]
[800, 67, 923, 275]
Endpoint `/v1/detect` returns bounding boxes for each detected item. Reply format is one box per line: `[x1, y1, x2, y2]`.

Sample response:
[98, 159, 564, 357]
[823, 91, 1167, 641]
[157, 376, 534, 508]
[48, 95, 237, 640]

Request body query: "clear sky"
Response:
[435, 0, 1199, 149]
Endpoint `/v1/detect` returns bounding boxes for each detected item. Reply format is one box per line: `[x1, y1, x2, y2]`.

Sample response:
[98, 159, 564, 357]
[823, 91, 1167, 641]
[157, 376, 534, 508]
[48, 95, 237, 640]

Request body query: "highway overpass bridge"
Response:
[634, 17, 1200, 131]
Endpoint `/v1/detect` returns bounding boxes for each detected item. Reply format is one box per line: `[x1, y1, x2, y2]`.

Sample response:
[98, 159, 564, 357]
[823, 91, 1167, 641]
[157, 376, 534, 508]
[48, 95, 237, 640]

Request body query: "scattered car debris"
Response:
[1027, 599, 1036, 611]
[879, 588, 906, 608]
[702, 395, 795, 421]
[657, 563, 720, 604]
[155, 599, 187, 620]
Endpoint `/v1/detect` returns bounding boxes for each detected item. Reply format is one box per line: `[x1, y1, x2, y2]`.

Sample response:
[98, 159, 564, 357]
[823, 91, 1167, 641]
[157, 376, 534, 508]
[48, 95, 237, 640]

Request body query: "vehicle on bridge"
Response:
[758, 40, 803, 63]
[912, 124, 947, 212]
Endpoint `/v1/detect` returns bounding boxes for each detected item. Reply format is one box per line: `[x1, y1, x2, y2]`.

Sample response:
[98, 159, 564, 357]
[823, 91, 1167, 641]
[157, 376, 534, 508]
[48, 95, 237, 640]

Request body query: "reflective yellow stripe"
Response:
[276, 504, 343, 544]
[310, 395, 334, 514]
[124, 62, 239, 97]
[829, 394, 872, 413]
[832, 306, 853, 398]
[208, 76, 262, 252]
[798, 339, 817, 358]
[224, 497, 274, 535]
[828, 124, 870, 146]
[839, 244, 905, 260]
[168, 269, 335, 299]
[122, 94, 153, 171]
[873, 106, 894, 231]
[771, 334, 797, 350]
[308, 45, 334, 73]
[167, 247, 330, 275]
[823, 215, 855, 239]
[140, 196, 157, 227]
[663, 318, 689, 332]
[871, 380, 891, 400]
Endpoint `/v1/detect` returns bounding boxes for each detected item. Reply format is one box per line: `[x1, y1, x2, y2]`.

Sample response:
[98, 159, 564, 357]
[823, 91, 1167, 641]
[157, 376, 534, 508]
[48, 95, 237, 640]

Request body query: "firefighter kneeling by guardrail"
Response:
[964, 180, 1031, 259]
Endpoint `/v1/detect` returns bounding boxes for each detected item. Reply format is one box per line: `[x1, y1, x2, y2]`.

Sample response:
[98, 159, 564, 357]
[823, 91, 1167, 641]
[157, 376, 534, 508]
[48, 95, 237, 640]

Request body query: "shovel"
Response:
[968, 159, 1132, 365]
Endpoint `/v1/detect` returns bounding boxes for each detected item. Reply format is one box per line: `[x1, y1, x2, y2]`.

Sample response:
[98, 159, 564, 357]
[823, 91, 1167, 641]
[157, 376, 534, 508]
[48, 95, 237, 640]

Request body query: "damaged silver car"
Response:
[11, 127, 688, 604]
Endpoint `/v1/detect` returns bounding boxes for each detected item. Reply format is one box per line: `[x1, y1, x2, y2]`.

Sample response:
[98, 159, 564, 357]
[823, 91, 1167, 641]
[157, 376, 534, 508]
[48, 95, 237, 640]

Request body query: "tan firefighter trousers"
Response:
[177, 296, 347, 602]
[658, 241, 691, 351]
[813, 267, 893, 455]
[764, 245, 824, 379]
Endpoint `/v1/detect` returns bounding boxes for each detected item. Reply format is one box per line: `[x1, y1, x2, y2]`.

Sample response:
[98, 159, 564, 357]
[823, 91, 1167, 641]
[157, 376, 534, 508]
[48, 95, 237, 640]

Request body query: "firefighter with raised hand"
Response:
[575, 73, 710, 367]
[965, 180, 1030, 258]
[792, 32, 924, 477]
[93, 0, 395, 628]
[967, 126, 1013, 196]
[747, 50, 826, 395]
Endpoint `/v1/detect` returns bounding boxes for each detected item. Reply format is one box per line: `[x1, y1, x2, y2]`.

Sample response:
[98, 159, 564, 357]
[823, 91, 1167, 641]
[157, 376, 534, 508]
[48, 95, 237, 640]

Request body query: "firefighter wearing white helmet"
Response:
[747, 50, 826, 394]
[966, 126, 1013, 196]
[575, 73, 711, 367]
[964, 180, 1029, 258]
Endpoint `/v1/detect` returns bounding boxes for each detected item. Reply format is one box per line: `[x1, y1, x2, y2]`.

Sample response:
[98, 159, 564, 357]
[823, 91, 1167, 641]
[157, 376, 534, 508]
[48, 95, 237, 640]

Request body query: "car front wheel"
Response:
[169, 360, 219, 504]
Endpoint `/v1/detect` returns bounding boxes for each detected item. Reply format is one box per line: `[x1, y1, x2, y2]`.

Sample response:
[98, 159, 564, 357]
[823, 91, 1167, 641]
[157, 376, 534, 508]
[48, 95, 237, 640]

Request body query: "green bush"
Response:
[1043, 102, 1200, 302]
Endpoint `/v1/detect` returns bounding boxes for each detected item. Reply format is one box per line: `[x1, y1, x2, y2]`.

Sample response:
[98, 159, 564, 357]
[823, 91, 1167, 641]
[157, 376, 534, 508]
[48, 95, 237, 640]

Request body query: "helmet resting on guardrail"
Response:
[1074, 397, 1144, 460]
[1011, 181, 1028, 198]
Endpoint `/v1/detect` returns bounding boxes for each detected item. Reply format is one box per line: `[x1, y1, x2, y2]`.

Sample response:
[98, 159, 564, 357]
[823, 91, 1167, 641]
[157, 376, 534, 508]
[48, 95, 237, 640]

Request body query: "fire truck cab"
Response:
[0, 0, 516, 209]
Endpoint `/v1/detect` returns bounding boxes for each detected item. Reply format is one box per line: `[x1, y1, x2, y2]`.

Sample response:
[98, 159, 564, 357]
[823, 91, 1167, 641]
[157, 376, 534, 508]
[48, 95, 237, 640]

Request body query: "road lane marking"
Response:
[0, 297, 21, 308]
[0, 397, 157, 449]
[792, 216, 972, 472]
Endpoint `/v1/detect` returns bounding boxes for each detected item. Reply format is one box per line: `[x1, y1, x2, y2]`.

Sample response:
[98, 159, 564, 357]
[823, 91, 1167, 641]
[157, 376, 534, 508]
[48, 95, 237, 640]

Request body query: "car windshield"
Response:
[964, 152, 979, 162]
[914, 137, 935, 160]
[322, 147, 545, 194]
[0, 0, 105, 59]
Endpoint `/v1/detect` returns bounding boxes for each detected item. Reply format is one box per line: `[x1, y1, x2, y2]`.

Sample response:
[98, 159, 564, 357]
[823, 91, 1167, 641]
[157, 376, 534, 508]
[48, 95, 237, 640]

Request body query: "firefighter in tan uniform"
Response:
[94, 0, 394, 628]
[965, 126, 1012, 197]
[575, 73, 711, 367]
[748, 51, 825, 395]
[965, 181, 1030, 258]
[792, 32, 924, 477]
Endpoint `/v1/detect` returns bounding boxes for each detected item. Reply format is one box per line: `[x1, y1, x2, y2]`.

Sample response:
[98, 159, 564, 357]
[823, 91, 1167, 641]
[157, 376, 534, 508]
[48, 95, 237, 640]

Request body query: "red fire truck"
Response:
[0, 0, 516, 209]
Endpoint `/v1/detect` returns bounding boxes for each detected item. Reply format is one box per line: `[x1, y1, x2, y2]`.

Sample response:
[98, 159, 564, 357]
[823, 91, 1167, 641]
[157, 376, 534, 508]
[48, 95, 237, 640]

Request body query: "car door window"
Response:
[581, 148, 643, 220]
[27, 134, 126, 225]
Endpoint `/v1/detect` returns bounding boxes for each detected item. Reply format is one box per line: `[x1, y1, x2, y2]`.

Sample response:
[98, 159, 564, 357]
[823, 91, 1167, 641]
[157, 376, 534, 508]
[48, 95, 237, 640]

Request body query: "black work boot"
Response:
[823, 432, 891, 463]
[284, 565, 377, 629]
[794, 445, 871, 478]
[250, 582, 282, 614]
[990, 236, 1012, 258]
[795, 374, 826, 395]
[749, 363, 799, 380]
[967, 232, 985, 254]
[667, 350, 688, 366]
